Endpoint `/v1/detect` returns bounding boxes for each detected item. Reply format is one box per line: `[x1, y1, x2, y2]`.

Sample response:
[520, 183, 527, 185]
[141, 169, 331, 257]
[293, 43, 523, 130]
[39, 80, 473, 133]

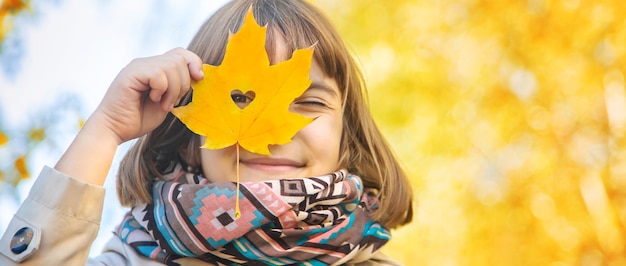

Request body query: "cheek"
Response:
[306, 114, 343, 166]
[200, 148, 231, 182]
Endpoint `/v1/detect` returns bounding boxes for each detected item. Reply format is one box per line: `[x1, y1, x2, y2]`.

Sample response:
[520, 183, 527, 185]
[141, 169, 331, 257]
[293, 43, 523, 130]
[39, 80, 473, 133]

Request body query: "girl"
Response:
[0, 0, 413, 265]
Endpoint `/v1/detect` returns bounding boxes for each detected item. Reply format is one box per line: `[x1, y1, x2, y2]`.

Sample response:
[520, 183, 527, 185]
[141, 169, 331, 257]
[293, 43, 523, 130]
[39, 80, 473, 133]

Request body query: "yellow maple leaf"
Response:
[173, 9, 314, 155]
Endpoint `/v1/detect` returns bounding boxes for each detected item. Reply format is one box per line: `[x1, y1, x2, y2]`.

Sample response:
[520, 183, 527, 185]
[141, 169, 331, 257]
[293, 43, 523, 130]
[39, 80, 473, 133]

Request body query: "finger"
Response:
[170, 47, 204, 81]
[160, 67, 183, 111]
[148, 69, 169, 103]
[177, 55, 191, 102]
[188, 57, 204, 81]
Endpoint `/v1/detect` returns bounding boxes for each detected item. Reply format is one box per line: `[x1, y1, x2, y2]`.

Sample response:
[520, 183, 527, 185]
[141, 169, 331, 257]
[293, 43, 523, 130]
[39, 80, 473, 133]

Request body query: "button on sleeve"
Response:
[0, 217, 41, 263]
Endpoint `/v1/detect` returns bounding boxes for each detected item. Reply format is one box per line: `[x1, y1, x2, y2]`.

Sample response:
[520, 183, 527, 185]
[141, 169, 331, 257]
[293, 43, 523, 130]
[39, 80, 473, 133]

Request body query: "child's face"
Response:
[200, 35, 343, 182]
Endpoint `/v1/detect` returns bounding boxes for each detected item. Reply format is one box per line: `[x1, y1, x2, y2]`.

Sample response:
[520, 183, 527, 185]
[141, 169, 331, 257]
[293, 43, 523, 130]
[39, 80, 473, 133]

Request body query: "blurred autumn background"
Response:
[1, 0, 626, 265]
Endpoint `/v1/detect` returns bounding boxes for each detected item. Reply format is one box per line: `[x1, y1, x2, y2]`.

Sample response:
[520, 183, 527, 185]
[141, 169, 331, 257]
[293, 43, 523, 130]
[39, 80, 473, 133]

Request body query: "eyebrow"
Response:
[307, 81, 339, 97]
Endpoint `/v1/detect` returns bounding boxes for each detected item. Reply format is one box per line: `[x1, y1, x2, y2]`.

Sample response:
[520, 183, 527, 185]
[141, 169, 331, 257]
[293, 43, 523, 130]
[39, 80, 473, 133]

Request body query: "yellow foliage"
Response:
[0, 0, 29, 42]
[0, 131, 7, 145]
[313, 0, 626, 264]
[14, 155, 29, 180]
[28, 128, 45, 142]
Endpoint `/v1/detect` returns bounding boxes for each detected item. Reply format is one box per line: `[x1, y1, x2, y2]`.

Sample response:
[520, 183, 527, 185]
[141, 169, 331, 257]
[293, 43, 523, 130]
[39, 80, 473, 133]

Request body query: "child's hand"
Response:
[56, 48, 203, 186]
[94, 48, 204, 144]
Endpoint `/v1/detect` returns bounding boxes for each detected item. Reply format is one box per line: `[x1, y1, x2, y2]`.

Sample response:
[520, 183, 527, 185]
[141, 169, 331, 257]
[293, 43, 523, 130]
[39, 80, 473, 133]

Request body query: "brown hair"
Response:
[117, 0, 413, 229]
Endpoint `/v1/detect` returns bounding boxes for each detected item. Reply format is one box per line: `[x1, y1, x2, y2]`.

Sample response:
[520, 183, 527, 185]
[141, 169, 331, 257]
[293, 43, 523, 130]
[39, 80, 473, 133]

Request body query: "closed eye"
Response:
[291, 84, 339, 112]
[296, 100, 327, 107]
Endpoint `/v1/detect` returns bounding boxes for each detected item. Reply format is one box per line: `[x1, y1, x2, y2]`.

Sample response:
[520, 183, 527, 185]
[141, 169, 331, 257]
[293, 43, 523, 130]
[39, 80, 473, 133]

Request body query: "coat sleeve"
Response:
[0, 166, 105, 265]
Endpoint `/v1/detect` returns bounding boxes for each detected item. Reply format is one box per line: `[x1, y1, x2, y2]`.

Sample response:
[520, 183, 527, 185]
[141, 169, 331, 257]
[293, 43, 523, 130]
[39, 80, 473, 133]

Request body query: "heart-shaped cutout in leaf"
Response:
[230, 90, 256, 109]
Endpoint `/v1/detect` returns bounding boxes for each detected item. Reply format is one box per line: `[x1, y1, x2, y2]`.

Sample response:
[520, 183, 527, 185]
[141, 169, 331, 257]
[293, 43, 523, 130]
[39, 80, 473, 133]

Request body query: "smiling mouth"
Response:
[239, 158, 304, 172]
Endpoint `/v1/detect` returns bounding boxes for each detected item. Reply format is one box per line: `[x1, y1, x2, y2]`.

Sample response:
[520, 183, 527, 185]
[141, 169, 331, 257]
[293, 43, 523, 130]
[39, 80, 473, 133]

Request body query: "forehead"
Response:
[266, 28, 292, 65]
[266, 28, 340, 96]
[262, 23, 325, 67]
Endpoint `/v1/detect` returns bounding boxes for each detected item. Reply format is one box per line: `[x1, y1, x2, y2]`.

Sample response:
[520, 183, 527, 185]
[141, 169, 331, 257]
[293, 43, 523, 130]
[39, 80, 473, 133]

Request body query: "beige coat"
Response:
[0, 167, 401, 265]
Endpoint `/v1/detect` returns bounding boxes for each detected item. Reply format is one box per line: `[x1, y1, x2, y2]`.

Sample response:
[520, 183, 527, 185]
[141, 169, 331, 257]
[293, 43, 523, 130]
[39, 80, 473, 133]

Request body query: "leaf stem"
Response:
[235, 142, 241, 218]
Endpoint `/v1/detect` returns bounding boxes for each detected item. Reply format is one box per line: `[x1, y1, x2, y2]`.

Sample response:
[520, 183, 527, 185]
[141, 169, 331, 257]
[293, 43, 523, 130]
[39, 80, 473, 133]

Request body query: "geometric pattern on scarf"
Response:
[115, 165, 390, 265]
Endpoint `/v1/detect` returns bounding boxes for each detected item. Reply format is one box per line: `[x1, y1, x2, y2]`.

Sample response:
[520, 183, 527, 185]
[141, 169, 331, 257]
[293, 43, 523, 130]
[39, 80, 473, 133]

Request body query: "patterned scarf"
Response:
[116, 165, 391, 265]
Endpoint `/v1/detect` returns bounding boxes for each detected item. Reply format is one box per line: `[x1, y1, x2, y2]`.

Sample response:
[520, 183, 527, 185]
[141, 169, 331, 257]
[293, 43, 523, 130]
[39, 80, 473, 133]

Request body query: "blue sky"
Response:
[0, 0, 228, 256]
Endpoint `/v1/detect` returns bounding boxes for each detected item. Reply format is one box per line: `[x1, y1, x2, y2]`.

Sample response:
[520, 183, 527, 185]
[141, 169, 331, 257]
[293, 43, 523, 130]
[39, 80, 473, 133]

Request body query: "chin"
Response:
[237, 167, 309, 182]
